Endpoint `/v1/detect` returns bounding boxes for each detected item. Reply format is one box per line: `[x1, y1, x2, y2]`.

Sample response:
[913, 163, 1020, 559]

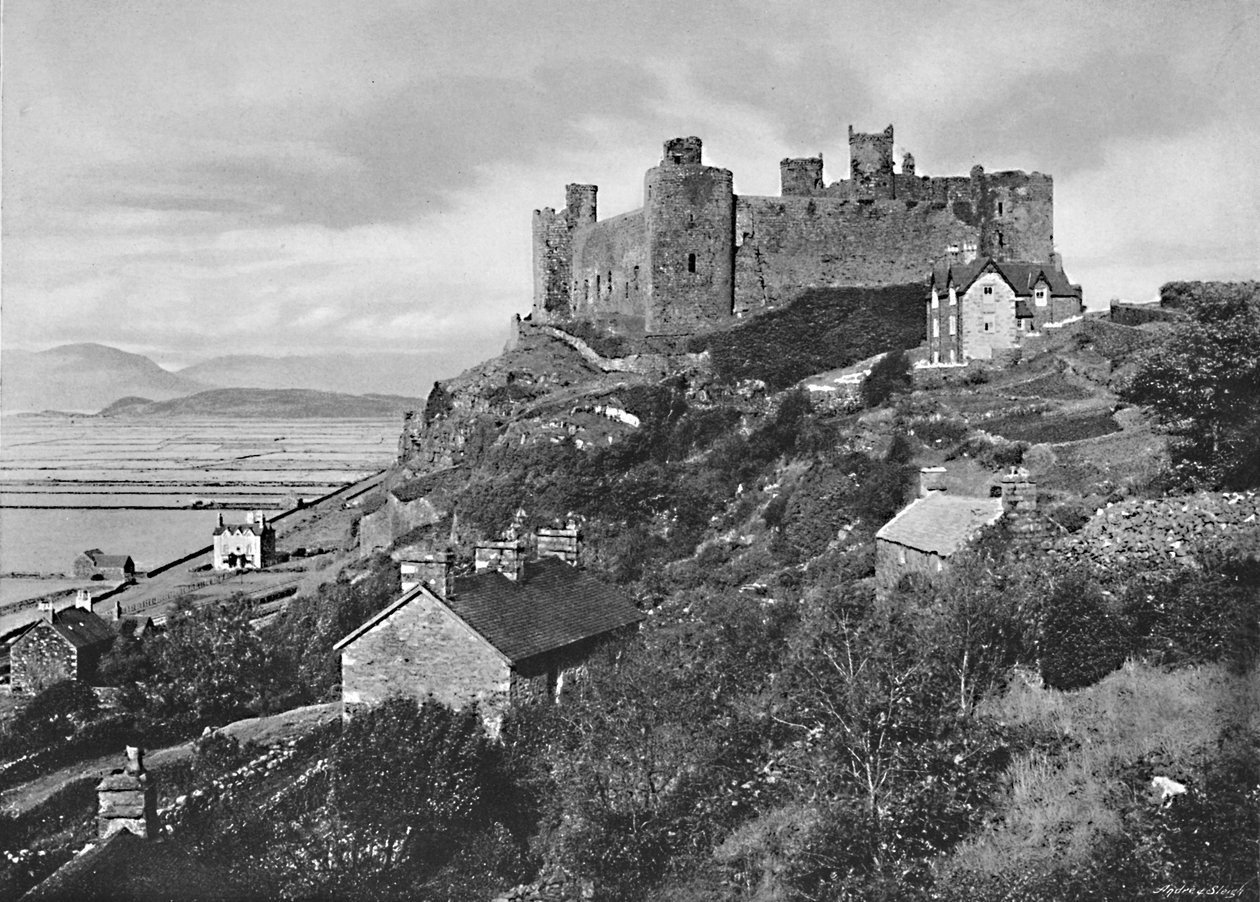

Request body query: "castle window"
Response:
[688, 212, 695, 227]
[998, 232, 1005, 249]
[633, 265, 639, 283]
[949, 317, 957, 336]
[688, 253, 697, 273]
[607, 272, 612, 293]
[595, 275, 600, 297]
[998, 201, 1004, 216]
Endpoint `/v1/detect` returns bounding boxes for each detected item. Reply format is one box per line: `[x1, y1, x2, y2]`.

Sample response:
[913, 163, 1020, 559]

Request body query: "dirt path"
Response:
[0, 702, 339, 817]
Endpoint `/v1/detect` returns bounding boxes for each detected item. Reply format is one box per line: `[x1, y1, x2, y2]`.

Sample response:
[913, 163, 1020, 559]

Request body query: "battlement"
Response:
[663, 136, 703, 165]
[532, 125, 1056, 339]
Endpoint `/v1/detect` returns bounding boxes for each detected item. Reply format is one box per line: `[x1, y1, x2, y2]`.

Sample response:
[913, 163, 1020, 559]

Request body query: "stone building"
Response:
[533, 125, 1056, 338]
[335, 526, 642, 734]
[10, 594, 116, 694]
[212, 511, 275, 570]
[72, 549, 135, 581]
[875, 468, 1003, 595]
[926, 256, 1083, 363]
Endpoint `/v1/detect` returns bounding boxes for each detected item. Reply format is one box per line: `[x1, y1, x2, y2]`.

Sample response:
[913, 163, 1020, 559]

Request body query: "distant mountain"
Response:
[176, 352, 469, 398]
[1, 343, 215, 414]
[97, 388, 423, 418]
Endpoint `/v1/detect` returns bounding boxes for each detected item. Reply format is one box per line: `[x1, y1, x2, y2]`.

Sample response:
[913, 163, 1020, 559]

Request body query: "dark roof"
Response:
[212, 523, 267, 536]
[20, 832, 245, 902]
[80, 550, 133, 569]
[336, 557, 643, 663]
[21, 608, 118, 650]
[931, 257, 1081, 300]
[875, 493, 1004, 557]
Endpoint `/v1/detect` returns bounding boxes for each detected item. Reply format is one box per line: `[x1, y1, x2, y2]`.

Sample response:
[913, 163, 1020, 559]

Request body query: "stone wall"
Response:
[959, 270, 1021, 361]
[509, 638, 597, 705]
[10, 623, 77, 694]
[358, 492, 447, 554]
[570, 210, 647, 334]
[734, 195, 979, 313]
[1056, 491, 1260, 579]
[341, 592, 512, 729]
[874, 539, 945, 596]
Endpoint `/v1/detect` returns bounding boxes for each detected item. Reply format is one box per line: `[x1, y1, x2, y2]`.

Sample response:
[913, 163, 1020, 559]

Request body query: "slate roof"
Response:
[20, 832, 245, 902]
[212, 523, 267, 536]
[336, 557, 643, 663]
[875, 493, 1004, 557]
[20, 607, 118, 650]
[81, 550, 134, 570]
[931, 257, 1082, 300]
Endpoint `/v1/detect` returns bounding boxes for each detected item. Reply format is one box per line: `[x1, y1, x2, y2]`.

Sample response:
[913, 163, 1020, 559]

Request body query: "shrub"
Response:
[861, 350, 912, 408]
[1039, 577, 1127, 690]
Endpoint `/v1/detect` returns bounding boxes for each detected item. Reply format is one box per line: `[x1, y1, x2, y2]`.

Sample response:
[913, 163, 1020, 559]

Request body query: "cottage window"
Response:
[1035, 287, 1048, 306]
[898, 549, 907, 565]
[983, 285, 994, 296]
[949, 317, 956, 336]
[984, 319, 993, 332]
[932, 317, 940, 337]
[687, 253, 697, 273]
[931, 292, 939, 309]
[935, 558, 944, 573]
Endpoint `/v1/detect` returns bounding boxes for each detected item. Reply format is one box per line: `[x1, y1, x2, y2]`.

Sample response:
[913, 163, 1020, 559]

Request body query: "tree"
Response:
[11, 679, 100, 748]
[141, 595, 280, 727]
[1122, 282, 1260, 488]
[861, 349, 912, 408]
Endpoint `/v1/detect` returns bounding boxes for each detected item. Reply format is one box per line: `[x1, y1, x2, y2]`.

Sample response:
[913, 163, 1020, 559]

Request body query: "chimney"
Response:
[475, 538, 527, 582]
[97, 744, 158, 839]
[245, 511, 254, 525]
[1000, 466, 1044, 537]
[76, 589, 93, 611]
[401, 550, 455, 599]
[255, 511, 266, 529]
[217, 512, 224, 527]
[919, 466, 948, 498]
[113, 599, 124, 622]
[37, 599, 56, 622]
[536, 518, 582, 567]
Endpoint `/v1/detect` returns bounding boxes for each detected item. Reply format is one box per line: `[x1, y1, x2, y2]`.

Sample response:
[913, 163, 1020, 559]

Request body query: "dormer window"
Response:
[1034, 286, 1048, 306]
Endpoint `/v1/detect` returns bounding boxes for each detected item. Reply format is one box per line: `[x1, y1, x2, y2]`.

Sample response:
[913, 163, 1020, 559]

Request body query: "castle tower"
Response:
[780, 155, 824, 196]
[643, 137, 735, 335]
[848, 124, 895, 198]
[565, 184, 598, 228]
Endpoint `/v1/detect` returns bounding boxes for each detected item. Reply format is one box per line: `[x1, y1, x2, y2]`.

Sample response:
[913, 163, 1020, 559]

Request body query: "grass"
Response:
[938, 662, 1255, 886]
[983, 411, 1120, 445]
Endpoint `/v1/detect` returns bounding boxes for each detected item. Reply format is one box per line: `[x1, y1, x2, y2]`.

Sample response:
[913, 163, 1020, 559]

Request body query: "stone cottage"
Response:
[927, 256, 1083, 363]
[10, 594, 116, 694]
[875, 467, 1037, 595]
[212, 511, 275, 570]
[335, 525, 642, 734]
[72, 549, 135, 581]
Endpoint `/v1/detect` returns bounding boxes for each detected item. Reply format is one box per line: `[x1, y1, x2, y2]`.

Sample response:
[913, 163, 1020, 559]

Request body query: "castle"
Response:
[532, 125, 1056, 339]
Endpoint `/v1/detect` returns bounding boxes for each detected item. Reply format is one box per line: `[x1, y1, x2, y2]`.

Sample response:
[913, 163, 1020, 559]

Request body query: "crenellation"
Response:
[532, 123, 1056, 338]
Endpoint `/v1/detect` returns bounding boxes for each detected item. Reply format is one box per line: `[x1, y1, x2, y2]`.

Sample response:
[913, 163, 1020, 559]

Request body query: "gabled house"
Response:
[875, 467, 1039, 596]
[335, 525, 642, 734]
[72, 549, 135, 581]
[10, 594, 116, 694]
[212, 511, 275, 570]
[927, 256, 1084, 363]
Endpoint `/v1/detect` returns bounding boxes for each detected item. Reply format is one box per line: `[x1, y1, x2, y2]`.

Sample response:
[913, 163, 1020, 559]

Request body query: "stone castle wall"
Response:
[532, 127, 1055, 338]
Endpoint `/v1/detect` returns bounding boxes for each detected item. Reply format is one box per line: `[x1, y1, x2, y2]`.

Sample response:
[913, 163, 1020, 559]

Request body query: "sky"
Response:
[3, 0, 1258, 376]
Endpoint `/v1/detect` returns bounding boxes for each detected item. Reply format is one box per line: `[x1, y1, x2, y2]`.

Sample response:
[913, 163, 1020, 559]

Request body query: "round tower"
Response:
[643, 137, 735, 336]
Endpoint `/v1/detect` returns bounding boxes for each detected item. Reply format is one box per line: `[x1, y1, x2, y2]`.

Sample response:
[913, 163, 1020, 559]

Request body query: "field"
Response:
[0, 414, 398, 596]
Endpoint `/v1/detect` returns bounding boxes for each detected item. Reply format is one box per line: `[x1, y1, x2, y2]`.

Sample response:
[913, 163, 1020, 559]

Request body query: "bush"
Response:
[861, 350, 912, 408]
[1039, 577, 1127, 690]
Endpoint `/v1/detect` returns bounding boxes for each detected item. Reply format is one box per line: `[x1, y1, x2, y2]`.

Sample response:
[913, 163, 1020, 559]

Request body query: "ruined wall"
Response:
[848, 124, 895, 198]
[644, 151, 736, 334]
[734, 195, 979, 313]
[11, 624, 76, 694]
[959, 272, 1021, 360]
[569, 210, 648, 334]
[341, 593, 512, 728]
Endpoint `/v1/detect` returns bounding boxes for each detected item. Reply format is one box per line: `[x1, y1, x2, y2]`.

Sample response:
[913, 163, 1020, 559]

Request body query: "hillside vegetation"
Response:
[2, 283, 1256, 901]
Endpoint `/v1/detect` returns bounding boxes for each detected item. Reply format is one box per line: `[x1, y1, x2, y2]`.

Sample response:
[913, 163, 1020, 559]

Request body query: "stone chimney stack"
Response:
[536, 519, 582, 567]
[217, 512, 224, 528]
[401, 551, 455, 599]
[97, 744, 157, 840]
[114, 599, 124, 622]
[1000, 466, 1044, 538]
[919, 466, 948, 498]
[76, 589, 93, 611]
[37, 599, 56, 622]
[475, 538, 527, 582]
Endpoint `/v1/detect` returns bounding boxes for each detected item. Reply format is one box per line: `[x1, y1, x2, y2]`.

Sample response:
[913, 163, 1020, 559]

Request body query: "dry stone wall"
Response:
[1056, 491, 1260, 578]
